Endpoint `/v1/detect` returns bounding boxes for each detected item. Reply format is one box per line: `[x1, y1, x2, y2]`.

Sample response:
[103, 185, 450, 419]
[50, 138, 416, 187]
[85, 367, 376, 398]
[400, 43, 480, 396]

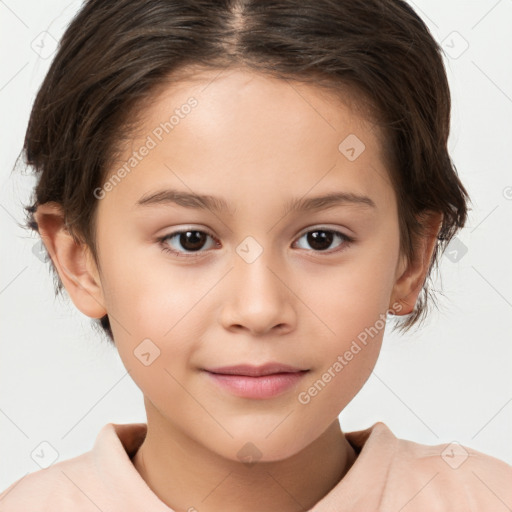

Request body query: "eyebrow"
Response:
[136, 189, 376, 216]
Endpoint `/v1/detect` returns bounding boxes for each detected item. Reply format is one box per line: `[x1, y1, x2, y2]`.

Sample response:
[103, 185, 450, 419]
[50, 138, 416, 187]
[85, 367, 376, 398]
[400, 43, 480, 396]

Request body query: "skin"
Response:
[35, 68, 442, 511]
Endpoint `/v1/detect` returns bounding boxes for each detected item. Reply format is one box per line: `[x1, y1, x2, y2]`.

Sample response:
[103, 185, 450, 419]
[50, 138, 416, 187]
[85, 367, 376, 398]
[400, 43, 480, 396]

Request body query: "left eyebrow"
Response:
[135, 189, 377, 216]
[282, 192, 376, 216]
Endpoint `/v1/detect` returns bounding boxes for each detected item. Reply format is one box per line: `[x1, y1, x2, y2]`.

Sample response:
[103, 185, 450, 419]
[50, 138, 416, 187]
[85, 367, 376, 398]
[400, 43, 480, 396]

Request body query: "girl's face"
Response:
[92, 68, 407, 461]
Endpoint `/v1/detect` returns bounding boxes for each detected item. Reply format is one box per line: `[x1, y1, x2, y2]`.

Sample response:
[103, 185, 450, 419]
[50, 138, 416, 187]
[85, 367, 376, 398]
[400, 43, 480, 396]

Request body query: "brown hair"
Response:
[22, 0, 470, 343]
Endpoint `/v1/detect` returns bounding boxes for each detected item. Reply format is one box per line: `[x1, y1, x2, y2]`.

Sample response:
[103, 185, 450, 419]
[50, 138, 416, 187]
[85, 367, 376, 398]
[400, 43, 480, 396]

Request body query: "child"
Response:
[1, 0, 511, 510]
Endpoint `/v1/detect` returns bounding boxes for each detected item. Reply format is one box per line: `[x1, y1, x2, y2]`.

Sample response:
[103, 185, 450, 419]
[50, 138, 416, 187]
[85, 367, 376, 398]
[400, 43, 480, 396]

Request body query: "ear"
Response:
[33, 202, 107, 319]
[389, 211, 443, 315]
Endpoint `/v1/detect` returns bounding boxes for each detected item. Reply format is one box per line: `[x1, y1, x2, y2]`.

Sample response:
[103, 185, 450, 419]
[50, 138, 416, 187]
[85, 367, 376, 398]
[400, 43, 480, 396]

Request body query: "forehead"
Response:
[103, 68, 395, 214]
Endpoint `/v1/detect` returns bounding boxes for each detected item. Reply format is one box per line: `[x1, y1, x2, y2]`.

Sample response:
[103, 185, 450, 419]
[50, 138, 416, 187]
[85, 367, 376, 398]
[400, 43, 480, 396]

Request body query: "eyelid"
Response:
[295, 224, 353, 239]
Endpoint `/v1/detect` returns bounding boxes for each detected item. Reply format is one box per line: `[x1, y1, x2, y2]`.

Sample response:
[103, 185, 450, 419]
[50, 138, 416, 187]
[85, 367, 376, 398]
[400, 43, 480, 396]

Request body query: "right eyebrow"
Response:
[136, 189, 231, 214]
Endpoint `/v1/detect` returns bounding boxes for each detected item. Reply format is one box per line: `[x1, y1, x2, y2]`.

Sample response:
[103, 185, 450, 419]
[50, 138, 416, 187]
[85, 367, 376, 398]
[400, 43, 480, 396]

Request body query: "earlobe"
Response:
[389, 211, 443, 315]
[33, 202, 107, 319]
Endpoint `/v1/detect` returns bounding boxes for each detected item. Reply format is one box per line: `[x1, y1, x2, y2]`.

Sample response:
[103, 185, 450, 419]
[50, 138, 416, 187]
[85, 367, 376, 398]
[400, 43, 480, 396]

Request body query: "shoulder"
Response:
[356, 422, 512, 511]
[0, 450, 100, 511]
[0, 422, 147, 511]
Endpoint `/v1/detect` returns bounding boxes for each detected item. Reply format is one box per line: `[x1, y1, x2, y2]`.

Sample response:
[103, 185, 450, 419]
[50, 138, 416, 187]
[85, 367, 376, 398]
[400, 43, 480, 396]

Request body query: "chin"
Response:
[217, 432, 306, 466]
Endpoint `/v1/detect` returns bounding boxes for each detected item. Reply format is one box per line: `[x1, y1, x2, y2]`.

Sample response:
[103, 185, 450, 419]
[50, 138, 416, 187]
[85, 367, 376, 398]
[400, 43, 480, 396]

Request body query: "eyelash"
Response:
[157, 227, 355, 259]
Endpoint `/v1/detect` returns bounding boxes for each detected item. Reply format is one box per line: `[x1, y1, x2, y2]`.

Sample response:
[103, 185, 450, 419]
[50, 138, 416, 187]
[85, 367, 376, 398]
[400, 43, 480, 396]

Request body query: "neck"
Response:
[132, 406, 357, 512]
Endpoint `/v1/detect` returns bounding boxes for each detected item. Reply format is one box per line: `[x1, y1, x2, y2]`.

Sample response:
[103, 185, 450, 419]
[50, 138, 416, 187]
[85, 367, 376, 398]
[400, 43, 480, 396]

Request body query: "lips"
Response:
[203, 363, 309, 399]
[204, 362, 308, 377]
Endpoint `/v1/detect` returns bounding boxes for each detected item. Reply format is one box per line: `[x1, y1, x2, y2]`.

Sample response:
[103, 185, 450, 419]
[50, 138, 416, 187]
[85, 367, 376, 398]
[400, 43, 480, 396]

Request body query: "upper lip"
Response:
[204, 363, 308, 377]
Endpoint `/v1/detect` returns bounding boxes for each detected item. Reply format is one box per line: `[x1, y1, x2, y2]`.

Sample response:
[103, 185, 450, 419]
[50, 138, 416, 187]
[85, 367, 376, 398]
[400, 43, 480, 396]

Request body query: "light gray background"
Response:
[1, 0, 511, 491]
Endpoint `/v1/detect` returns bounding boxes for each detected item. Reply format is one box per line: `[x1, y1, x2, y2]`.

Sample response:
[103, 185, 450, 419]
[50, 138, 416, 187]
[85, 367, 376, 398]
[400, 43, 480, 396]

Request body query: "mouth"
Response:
[202, 363, 309, 399]
[204, 362, 308, 377]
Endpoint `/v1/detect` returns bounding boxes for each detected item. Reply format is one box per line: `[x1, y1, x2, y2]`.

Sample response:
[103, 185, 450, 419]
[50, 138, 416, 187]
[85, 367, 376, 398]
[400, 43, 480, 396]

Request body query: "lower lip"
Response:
[204, 370, 308, 399]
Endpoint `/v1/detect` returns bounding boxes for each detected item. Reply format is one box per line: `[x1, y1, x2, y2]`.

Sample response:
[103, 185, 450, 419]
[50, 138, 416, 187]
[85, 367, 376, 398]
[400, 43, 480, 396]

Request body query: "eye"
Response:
[293, 228, 354, 253]
[158, 229, 218, 257]
[157, 226, 354, 259]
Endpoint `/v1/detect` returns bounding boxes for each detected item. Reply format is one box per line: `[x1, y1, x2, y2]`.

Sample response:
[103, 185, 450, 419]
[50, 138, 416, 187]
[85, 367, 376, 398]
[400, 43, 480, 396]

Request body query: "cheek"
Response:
[105, 271, 196, 405]
[100, 239, 201, 333]
[344, 225, 400, 310]
[97, 248, 192, 377]
[306, 235, 399, 339]
[295, 291, 385, 430]
[294, 233, 399, 413]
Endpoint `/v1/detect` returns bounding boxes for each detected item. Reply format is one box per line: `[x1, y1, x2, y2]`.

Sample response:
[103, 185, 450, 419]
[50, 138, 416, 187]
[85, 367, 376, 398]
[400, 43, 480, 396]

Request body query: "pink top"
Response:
[1, 421, 511, 511]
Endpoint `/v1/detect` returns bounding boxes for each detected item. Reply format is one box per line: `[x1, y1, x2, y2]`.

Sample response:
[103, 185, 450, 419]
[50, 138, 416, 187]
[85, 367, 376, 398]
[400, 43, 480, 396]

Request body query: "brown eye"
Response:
[306, 230, 334, 251]
[294, 229, 353, 253]
[159, 230, 217, 256]
[177, 231, 208, 251]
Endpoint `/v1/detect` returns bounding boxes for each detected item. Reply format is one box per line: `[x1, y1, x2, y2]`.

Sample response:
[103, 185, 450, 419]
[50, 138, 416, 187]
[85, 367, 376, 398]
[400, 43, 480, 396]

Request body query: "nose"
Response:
[218, 244, 297, 336]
